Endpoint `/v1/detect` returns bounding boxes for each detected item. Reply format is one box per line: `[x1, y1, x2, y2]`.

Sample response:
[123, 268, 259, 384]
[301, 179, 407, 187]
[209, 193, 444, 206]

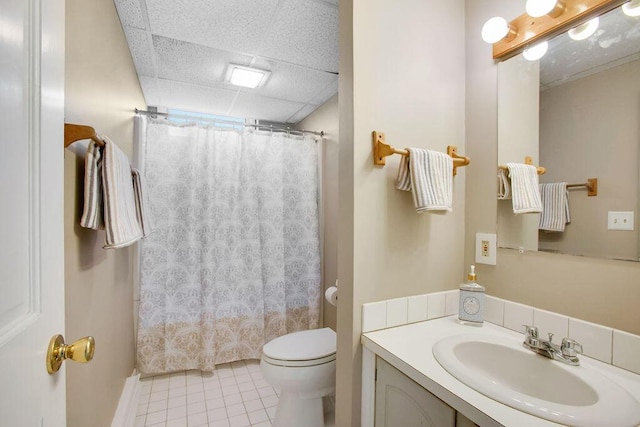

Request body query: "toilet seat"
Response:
[262, 327, 336, 367]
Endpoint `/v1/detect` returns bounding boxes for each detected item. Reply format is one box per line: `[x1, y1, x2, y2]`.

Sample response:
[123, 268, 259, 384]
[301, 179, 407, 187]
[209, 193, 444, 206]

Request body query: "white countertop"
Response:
[361, 316, 640, 427]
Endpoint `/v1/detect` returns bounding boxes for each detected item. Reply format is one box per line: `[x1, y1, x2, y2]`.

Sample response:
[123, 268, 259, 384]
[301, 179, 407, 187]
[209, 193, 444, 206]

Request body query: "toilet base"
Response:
[272, 392, 325, 427]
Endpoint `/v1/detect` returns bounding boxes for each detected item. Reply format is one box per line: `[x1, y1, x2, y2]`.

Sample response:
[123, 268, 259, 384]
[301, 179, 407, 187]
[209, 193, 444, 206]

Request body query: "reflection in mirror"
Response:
[497, 5, 640, 261]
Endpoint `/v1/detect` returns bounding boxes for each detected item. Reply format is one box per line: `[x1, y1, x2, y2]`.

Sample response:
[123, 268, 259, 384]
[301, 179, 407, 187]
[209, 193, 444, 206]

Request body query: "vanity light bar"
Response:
[491, 0, 628, 60]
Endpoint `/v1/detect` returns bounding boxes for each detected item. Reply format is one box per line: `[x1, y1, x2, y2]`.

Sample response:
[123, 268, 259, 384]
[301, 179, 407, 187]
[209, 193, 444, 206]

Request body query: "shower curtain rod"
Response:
[135, 108, 324, 137]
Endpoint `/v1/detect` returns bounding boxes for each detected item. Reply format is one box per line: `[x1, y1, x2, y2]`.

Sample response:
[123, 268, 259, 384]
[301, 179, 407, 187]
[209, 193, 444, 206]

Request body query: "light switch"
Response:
[608, 211, 634, 231]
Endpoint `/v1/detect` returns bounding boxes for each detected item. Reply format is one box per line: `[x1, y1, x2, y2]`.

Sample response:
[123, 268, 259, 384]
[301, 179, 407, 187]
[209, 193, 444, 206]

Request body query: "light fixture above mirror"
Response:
[481, 0, 631, 60]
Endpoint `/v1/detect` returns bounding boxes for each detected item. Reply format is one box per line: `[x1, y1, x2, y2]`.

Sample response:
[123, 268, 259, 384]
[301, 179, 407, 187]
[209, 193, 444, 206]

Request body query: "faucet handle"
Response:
[561, 338, 583, 357]
[523, 325, 538, 338]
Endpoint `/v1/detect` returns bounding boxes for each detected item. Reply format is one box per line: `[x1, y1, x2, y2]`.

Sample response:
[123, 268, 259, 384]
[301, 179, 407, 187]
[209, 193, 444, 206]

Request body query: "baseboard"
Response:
[111, 373, 142, 427]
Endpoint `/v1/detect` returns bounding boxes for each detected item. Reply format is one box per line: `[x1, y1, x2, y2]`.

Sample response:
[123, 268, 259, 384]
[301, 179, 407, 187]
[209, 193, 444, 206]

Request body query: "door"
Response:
[0, 0, 66, 425]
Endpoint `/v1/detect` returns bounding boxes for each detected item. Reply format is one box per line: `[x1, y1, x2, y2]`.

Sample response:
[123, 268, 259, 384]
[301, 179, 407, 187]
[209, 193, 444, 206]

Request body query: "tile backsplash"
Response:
[362, 291, 640, 375]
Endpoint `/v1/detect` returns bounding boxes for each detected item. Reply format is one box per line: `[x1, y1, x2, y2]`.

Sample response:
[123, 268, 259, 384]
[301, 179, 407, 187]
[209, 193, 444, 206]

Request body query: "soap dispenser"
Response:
[458, 265, 485, 326]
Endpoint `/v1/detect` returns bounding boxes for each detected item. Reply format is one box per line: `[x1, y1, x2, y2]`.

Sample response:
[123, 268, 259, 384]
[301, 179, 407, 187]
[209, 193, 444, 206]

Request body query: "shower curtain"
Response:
[136, 119, 321, 375]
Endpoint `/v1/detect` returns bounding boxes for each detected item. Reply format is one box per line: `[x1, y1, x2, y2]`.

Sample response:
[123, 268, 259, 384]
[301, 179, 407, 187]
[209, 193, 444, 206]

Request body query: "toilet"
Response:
[260, 327, 337, 427]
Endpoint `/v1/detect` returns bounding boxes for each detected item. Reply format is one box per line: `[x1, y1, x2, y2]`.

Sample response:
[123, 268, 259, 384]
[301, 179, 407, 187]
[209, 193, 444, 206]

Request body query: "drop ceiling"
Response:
[114, 0, 339, 124]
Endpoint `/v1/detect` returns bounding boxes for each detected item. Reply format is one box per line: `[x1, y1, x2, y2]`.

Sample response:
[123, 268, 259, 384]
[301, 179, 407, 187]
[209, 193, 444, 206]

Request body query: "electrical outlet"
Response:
[608, 211, 634, 230]
[475, 233, 496, 265]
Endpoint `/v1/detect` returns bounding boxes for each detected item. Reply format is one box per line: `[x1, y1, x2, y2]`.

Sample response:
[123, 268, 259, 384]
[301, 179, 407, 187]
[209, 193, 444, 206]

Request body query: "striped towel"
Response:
[497, 168, 511, 199]
[132, 168, 153, 237]
[101, 137, 143, 248]
[506, 163, 543, 214]
[395, 148, 453, 213]
[539, 183, 570, 232]
[80, 140, 105, 230]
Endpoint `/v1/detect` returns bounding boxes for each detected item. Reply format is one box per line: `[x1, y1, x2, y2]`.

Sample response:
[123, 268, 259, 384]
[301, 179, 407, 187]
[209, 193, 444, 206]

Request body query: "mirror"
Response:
[497, 5, 640, 261]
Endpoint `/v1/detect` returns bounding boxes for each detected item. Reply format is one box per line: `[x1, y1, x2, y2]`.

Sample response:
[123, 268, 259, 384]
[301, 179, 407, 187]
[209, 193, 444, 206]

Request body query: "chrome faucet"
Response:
[522, 325, 583, 366]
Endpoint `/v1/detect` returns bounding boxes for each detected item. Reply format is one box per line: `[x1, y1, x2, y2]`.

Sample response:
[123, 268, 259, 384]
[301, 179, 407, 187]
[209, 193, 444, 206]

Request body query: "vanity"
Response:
[361, 316, 640, 427]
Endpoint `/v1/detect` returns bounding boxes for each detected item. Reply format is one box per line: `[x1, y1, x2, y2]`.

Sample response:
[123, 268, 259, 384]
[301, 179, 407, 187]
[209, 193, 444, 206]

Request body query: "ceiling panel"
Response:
[249, 58, 338, 103]
[146, 0, 280, 55]
[153, 36, 253, 87]
[259, 0, 338, 72]
[287, 103, 323, 124]
[229, 92, 306, 123]
[140, 77, 238, 117]
[114, 0, 339, 124]
[113, 0, 147, 30]
[123, 27, 155, 77]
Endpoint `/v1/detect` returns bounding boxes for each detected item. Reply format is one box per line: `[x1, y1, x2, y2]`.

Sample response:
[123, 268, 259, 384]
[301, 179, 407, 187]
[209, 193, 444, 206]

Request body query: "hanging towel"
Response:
[497, 168, 511, 200]
[80, 140, 105, 230]
[132, 168, 154, 237]
[395, 148, 453, 213]
[101, 136, 144, 249]
[506, 163, 543, 214]
[539, 183, 571, 232]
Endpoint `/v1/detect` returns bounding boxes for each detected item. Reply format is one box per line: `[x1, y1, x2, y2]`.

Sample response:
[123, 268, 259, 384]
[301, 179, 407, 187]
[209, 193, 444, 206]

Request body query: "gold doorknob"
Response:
[46, 334, 95, 374]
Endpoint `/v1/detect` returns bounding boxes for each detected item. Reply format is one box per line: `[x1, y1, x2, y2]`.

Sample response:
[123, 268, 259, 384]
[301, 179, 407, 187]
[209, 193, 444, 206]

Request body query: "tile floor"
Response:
[135, 359, 335, 427]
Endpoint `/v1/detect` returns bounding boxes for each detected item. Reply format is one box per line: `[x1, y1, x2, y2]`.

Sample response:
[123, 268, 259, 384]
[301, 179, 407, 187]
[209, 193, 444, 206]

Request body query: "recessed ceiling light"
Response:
[225, 64, 270, 89]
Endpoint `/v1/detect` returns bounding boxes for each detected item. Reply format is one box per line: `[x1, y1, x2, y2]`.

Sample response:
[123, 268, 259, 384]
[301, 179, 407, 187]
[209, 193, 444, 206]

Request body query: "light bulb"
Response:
[481, 17, 510, 43]
[523, 41, 549, 61]
[568, 17, 599, 40]
[622, 0, 640, 17]
[526, 0, 559, 17]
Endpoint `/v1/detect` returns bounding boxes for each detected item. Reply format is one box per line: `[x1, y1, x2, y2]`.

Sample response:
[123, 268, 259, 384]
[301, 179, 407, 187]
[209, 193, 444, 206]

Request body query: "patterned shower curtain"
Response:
[136, 119, 321, 375]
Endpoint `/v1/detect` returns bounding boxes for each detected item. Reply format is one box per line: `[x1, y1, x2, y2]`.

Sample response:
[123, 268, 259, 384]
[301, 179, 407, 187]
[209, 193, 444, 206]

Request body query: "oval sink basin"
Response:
[433, 334, 640, 426]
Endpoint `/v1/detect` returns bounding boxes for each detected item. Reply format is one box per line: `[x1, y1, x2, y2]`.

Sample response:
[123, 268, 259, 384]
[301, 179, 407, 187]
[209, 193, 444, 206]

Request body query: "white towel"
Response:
[395, 148, 453, 213]
[132, 168, 153, 237]
[506, 163, 543, 214]
[101, 136, 143, 249]
[80, 140, 105, 230]
[497, 168, 511, 200]
[539, 183, 570, 232]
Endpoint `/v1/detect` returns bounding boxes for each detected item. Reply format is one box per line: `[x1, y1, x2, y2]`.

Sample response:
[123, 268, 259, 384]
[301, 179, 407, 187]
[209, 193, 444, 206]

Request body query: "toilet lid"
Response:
[262, 327, 336, 361]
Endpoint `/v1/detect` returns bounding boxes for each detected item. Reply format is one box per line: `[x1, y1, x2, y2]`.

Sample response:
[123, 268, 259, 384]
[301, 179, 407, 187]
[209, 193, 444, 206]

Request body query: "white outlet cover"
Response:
[608, 211, 634, 231]
[475, 232, 497, 265]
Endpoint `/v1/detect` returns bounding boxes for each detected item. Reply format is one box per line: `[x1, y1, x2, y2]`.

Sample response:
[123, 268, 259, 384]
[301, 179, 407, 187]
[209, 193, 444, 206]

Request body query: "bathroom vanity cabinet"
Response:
[375, 357, 477, 427]
[362, 316, 640, 427]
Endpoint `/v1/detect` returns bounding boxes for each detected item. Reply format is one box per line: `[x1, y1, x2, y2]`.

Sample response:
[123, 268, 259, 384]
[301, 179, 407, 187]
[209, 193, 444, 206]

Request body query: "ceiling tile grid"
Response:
[114, 0, 338, 124]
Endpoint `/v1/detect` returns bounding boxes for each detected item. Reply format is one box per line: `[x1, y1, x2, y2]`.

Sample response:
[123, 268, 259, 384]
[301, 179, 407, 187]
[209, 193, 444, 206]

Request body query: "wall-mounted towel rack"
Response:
[499, 156, 546, 175]
[64, 123, 104, 148]
[566, 178, 598, 197]
[372, 131, 470, 175]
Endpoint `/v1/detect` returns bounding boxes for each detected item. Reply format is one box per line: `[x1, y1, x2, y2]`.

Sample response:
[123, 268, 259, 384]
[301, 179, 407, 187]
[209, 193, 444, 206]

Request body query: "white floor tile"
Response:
[247, 408, 269, 424]
[228, 413, 250, 427]
[243, 398, 263, 413]
[145, 410, 167, 425]
[208, 407, 228, 422]
[167, 405, 187, 421]
[187, 411, 208, 426]
[147, 400, 168, 414]
[140, 365, 334, 427]
[206, 396, 226, 410]
[166, 418, 188, 427]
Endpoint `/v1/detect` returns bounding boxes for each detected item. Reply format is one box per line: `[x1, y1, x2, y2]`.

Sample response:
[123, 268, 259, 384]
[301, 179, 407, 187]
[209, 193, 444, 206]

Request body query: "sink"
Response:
[433, 334, 640, 426]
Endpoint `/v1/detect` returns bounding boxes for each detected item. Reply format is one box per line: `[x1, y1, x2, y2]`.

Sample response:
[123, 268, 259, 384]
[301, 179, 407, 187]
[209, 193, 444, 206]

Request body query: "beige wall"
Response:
[337, 1, 466, 425]
[464, 0, 640, 336]
[64, 0, 145, 425]
[538, 59, 640, 260]
[297, 95, 339, 332]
